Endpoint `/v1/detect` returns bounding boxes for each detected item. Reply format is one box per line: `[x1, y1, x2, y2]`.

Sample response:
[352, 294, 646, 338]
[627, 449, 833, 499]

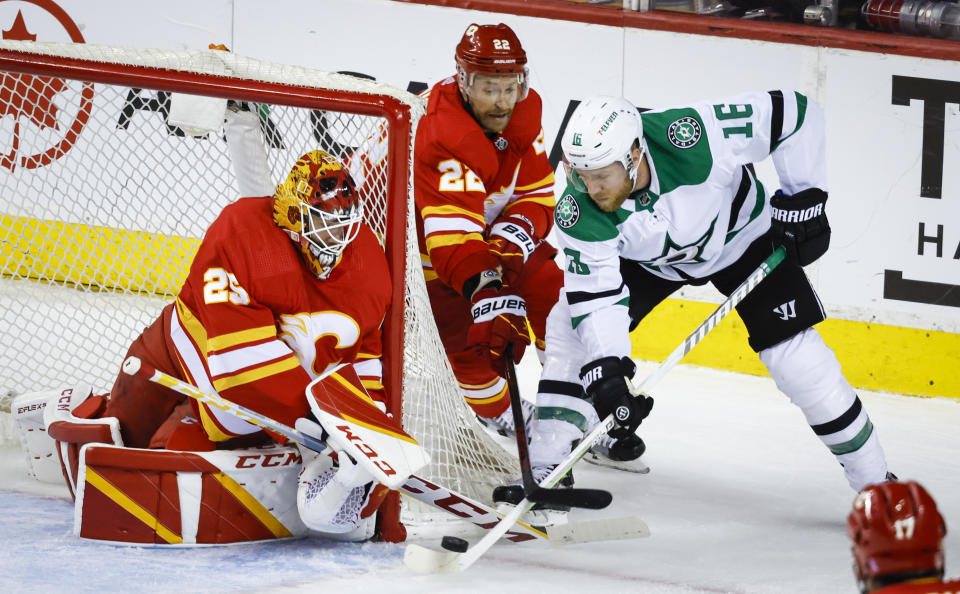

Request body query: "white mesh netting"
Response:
[0, 40, 517, 536]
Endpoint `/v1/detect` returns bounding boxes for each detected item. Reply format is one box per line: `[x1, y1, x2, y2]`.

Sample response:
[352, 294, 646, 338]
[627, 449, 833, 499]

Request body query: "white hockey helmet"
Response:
[561, 95, 644, 192]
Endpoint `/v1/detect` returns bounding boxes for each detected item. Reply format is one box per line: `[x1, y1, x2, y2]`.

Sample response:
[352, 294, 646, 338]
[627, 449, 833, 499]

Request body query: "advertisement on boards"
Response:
[1, 0, 957, 337]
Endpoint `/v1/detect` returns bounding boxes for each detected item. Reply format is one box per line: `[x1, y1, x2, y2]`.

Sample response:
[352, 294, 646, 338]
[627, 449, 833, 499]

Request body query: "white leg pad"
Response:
[13, 385, 92, 483]
[529, 418, 586, 468]
[760, 328, 888, 490]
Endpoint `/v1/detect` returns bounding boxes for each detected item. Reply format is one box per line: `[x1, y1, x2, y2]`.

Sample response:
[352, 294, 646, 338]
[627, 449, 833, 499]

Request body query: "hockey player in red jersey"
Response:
[105, 149, 389, 452]
[414, 22, 561, 437]
[47, 149, 399, 540]
[848, 480, 959, 593]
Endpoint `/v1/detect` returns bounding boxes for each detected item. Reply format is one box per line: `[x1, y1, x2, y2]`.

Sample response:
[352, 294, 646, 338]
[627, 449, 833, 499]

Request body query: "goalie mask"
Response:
[274, 150, 363, 279]
[847, 481, 946, 591]
[455, 23, 529, 103]
[561, 95, 645, 194]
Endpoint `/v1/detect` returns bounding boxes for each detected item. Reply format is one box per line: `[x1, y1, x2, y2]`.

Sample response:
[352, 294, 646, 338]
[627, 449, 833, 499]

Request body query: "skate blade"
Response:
[584, 452, 651, 474]
[495, 502, 568, 527]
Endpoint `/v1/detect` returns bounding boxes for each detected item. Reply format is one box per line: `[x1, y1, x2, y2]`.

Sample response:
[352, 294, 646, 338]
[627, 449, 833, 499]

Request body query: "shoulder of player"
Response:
[205, 196, 282, 247]
[645, 90, 803, 138]
[193, 196, 302, 291]
[501, 89, 543, 146]
[641, 103, 727, 191]
[554, 186, 620, 243]
[334, 225, 391, 300]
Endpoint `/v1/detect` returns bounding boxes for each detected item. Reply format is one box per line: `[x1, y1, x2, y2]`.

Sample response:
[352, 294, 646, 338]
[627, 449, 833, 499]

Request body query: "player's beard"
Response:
[477, 108, 512, 135]
[592, 177, 635, 212]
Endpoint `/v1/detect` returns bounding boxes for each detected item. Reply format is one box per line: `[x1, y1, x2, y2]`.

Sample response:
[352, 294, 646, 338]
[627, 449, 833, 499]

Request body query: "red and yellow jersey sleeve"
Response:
[415, 80, 499, 294]
[352, 328, 386, 405]
[171, 199, 314, 435]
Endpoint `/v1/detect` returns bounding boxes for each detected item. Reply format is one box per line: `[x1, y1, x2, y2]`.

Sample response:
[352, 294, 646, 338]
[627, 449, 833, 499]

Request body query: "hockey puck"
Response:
[440, 535, 469, 553]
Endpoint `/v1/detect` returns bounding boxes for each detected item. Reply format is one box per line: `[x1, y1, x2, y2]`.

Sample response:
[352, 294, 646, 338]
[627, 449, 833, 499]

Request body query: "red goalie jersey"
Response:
[414, 78, 555, 294]
[106, 195, 391, 448]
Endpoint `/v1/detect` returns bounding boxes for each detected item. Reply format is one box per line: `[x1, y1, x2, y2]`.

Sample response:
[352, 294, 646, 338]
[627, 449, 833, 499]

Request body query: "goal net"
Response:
[0, 40, 518, 541]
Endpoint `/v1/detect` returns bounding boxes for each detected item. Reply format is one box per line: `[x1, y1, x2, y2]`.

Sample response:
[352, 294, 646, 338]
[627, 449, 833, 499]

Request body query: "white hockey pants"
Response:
[760, 327, 888, 490]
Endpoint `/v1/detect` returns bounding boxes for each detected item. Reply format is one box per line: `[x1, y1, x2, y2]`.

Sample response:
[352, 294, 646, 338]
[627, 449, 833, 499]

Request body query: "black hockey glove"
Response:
[579, 356, 653, 439]
[769, 188, 830, 266]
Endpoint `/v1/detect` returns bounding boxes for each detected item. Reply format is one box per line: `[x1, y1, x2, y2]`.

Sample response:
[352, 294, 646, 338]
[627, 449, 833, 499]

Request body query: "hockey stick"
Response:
[503, 344, 611, 510]
[121, 356, 644, 545]
[404, 246, 787, 574]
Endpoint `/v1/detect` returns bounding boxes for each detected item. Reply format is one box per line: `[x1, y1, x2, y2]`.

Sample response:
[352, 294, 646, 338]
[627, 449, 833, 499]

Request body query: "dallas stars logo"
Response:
[556, 194, 580, 229]
[641, 217, 717, 268]
[667, 116, 701, 149]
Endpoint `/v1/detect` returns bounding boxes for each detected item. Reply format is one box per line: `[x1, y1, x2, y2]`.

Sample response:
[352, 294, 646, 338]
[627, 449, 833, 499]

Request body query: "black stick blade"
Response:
[528, 487, 612, 510]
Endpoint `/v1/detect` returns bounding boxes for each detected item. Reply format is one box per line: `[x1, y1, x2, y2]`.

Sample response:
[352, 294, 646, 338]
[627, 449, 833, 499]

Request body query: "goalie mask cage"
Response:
[0, 40, 518, 542]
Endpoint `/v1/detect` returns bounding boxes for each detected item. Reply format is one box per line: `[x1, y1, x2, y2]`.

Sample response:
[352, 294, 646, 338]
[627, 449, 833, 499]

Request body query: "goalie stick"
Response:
[503, 344, 611, 510]
[404, 246, 787, 574]
[121, 356, 645, 545]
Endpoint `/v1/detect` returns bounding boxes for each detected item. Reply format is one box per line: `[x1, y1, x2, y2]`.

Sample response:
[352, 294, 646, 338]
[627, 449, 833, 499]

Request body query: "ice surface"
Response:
[2, 360, 957, 593]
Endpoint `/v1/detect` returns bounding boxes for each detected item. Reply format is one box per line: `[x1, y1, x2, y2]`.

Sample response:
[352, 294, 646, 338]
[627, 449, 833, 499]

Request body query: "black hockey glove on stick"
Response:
[504, 344, 612, 510]
[579, 356, 653, 439]
[769, 188, 830, 266]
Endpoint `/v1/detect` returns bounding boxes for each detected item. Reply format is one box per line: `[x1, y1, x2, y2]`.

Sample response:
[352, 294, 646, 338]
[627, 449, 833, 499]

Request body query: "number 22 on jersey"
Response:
[437, 159, 484, 192]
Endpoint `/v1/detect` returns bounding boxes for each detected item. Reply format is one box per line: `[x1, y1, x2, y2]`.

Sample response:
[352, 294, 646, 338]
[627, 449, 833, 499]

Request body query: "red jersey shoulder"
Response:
[502, 88, 543, 149]
[319, 224, 391, 329]
[201, 196, 303, 282]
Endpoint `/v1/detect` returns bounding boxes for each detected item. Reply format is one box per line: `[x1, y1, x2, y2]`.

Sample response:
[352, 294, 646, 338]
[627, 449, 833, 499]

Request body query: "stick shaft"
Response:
[454, 246, 786, 571]
[504, 345, 536, 492]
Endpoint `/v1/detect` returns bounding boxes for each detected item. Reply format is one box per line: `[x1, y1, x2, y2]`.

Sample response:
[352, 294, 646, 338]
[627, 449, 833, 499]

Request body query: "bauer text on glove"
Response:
[465, 269, 530, 374]
[487, 215, 536, 286]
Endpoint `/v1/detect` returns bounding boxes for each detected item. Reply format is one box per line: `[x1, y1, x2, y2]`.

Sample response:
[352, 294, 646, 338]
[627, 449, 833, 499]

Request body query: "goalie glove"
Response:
[579, 356, 653, 439]
[769, 188, 830, 266]
[464, 269, 530, 375]
[296, 447, 378, 534]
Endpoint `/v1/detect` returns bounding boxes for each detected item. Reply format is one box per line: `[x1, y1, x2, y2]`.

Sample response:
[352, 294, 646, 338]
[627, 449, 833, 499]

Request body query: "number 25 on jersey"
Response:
[203, 268, 250, 305]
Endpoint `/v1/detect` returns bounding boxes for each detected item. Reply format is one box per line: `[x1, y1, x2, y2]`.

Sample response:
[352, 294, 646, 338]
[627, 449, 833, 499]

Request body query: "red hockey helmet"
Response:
[455, 23, 528, 101]
[847, 481, 946, 588]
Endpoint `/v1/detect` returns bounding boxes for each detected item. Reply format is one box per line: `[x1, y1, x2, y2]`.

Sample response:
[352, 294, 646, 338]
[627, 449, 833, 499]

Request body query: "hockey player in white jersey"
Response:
[513, 92, 891, 498]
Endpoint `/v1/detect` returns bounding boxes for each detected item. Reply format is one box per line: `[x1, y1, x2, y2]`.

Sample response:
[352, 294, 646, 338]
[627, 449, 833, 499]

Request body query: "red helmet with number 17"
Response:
[455, 23, 528, 101]
[847, 480, 946, 592]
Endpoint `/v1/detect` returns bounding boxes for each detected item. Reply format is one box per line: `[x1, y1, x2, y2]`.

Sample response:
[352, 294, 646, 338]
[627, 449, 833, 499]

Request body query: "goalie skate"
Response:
[585, 433, 650, 474]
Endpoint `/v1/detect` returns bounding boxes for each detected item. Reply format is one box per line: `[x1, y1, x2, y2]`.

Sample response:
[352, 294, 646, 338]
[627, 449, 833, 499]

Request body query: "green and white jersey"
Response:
[555, 90, 826, 360]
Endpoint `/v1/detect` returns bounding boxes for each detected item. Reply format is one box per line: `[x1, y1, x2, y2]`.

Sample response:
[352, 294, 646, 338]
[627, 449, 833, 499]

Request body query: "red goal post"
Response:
[0, 40, 517, 542]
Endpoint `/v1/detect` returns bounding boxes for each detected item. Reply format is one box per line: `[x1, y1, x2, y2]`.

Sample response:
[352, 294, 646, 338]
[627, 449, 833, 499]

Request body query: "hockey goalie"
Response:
[12, 105, 428, 546]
